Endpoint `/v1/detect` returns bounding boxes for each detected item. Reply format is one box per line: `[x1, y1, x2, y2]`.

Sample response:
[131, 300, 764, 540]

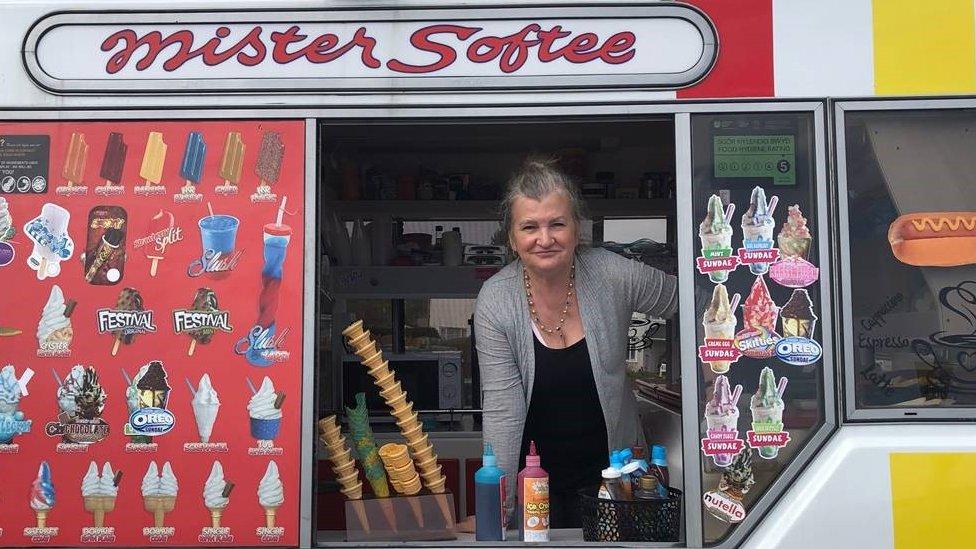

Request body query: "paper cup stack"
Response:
[318, 415, 370, 534]
[343, 320, 454, 527]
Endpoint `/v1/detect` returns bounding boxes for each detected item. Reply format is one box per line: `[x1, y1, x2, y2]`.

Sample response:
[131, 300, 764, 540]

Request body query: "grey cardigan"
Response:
[473, 247, 677, 511]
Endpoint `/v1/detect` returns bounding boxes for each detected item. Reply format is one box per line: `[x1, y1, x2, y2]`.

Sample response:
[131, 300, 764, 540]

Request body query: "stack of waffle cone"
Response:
[317, 415, 369, 534]
[378, 443, 424, 527]
[343, 320, 454, 528]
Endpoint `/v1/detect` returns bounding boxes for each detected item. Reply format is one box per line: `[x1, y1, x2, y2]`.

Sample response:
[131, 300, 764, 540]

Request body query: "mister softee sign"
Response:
[25, 5, 716, 93]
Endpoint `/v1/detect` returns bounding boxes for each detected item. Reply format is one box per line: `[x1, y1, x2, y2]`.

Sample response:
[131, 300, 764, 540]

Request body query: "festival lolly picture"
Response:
[24, 203, 74, 280]
[0, 119, 304, 548]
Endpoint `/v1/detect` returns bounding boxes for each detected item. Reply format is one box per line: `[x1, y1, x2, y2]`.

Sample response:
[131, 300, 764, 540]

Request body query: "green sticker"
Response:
[714, 135, 796, 186]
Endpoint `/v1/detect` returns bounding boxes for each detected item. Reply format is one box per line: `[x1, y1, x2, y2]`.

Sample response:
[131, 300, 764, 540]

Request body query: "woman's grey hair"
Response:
[500, 156, 589, 247]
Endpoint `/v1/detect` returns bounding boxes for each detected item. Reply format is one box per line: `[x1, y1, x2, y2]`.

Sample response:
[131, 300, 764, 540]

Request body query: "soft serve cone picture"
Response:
[37, 285, 75, 357]
[142, 461, 178, 528]
[258, 461, 284, 529]
[189, 373, 220, 444]
[248, 376, 284, 443]
[82, 461, 121, 527]
[203, 461, 233, 528]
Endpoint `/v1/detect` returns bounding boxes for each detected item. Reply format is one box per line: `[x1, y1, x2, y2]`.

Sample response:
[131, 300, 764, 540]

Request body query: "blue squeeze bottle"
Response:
[475, 443, 506, 541]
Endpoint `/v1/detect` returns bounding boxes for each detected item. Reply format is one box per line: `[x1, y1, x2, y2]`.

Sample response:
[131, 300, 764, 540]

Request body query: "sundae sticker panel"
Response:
[0, 119, 305, 547]
[701, 375, 745, 467]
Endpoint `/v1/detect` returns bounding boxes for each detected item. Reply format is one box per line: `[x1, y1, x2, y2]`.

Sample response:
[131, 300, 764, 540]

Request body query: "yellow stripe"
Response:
[874, 0, 976, 94]
[890, 453, 975, 548]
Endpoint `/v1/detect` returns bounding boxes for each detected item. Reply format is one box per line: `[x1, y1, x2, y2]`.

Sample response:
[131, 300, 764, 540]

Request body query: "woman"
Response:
[474, 157, 678, 529]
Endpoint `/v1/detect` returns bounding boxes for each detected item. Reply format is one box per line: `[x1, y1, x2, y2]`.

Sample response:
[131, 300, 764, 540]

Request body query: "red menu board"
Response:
[0, 120, 305, 546]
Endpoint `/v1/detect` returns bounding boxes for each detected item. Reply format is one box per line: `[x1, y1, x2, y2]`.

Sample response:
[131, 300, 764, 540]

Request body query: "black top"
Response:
[519, 336, 609, 494]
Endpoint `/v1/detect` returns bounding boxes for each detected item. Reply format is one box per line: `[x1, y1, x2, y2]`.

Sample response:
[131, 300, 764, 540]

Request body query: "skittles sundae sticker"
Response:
[735, 276, 781, 359]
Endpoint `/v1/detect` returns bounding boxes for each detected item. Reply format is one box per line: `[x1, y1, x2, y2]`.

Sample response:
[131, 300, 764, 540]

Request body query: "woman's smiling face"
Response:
[509, 191, 578, 276]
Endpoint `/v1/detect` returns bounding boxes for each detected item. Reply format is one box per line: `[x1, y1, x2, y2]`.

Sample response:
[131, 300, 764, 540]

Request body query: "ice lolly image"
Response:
[30, 461, 56, 528]
[702, 284, 739, 374]
[110, 287, 145, 356]
[24, 203, 74, 280]
[246, 197, 293, 367]
[750, 367, 788, 459]
[254, 131, 284, 190]
[777, 204, 813, 260]
[186, 288, 221, 356]
[84, 228, 124, 283]
[37, 285, 75, 353]
[142, 461, 178, 528]
[82, 462, 121, 528]
[140, 132, 167, 186]
[704, 375, 742, 467]
[0, 196, 14, 241]
[318, 416, 370, 534]
[99, 132, 127, 187]
[248, 376, 284, 442]
[203, 461, 233, 528]
[83, 205, 128, 285]
[62, 132, 88, 187]
[741, 187, 778, 275]
[218, 132, 244, 190]
[742, 275, 779, 334]
[180, 131, 207, 188]
[145, 209, 175, 277]
[781, 289, 818, 338]
[258, 461, 284, 529]
[190, 373, 220, 443]
[699, 194, 734, 283]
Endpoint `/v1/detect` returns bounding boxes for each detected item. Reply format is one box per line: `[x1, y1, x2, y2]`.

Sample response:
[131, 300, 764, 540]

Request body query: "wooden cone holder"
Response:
[344, 493, 456, 542]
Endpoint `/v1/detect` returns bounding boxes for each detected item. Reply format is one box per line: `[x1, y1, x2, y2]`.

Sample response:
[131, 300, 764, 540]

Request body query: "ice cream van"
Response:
[0, 1, 973, 548]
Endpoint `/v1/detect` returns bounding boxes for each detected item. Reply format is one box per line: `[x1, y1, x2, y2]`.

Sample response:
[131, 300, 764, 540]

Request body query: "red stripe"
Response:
[678, 0, 774, 99]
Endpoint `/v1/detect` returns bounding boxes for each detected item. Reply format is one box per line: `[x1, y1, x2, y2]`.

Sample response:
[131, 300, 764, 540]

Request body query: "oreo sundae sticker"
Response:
[123, 361, 176, 440]
[775, 289, 822, 365]
[46, 366, 110, 451]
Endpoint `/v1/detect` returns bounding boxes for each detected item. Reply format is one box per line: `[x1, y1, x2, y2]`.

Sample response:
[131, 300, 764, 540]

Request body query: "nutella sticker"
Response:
[703, 449, 754, 524]
[769, 257, 819, 288]
[56, 132, 90, 196]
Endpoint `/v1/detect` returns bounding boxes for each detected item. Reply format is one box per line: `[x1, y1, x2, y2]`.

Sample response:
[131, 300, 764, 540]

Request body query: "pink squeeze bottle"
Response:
[518, 441, 550, 542]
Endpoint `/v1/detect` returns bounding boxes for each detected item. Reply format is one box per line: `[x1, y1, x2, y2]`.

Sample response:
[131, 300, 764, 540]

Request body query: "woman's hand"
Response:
[456, 515, 476, 533]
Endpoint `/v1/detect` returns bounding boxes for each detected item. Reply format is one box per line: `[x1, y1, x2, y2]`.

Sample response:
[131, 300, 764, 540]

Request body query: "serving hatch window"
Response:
[843, 109, 976, 411]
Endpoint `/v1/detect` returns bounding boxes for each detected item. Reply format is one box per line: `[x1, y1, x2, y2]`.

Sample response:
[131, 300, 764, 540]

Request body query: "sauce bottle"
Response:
[475, 443, 506, 541]
[634, 475, 667, 500]
[650, 444, 670, 497]
[518, 441, 549, 542]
